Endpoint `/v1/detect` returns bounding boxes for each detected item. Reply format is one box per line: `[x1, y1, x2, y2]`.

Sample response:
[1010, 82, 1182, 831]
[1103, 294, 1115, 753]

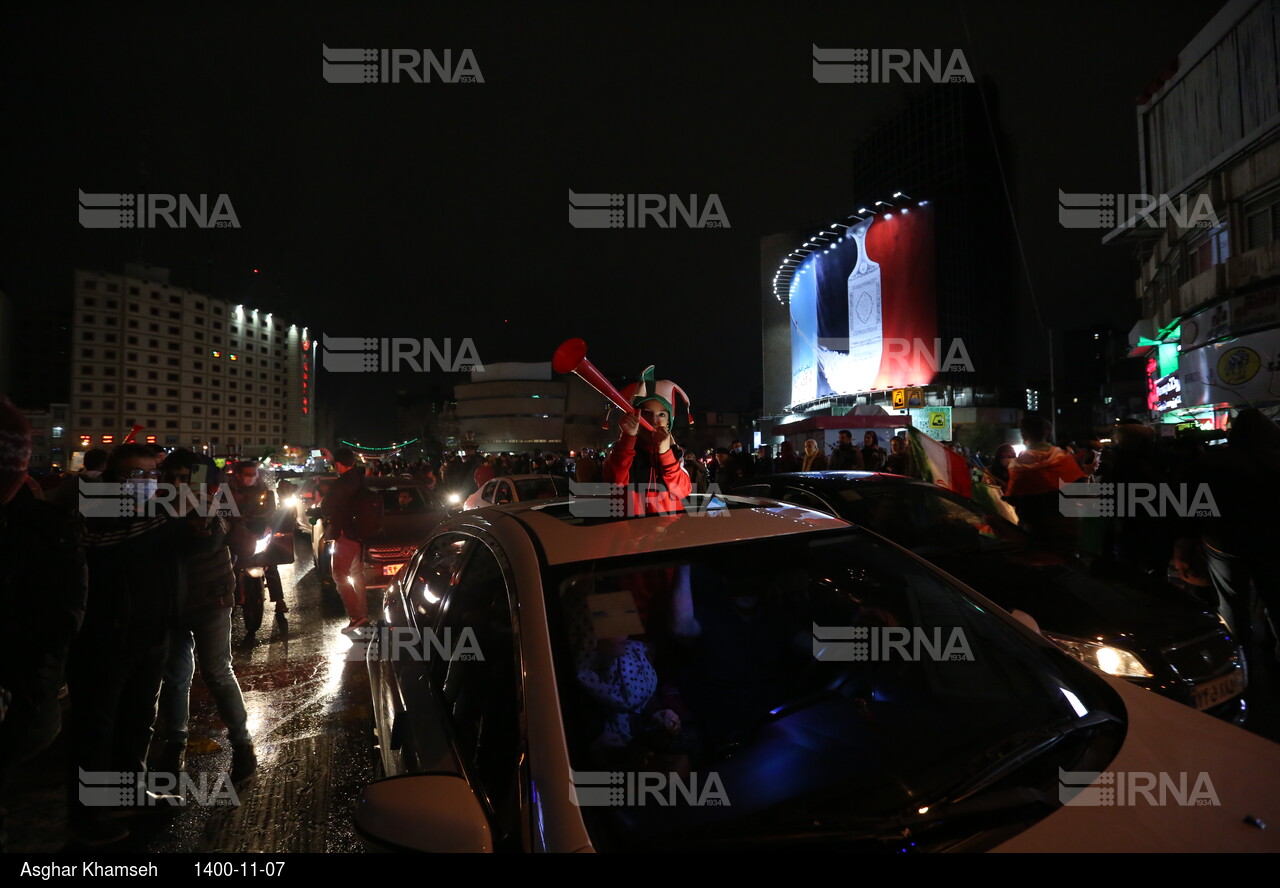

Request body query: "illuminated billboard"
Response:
[787, 203, 937, 405]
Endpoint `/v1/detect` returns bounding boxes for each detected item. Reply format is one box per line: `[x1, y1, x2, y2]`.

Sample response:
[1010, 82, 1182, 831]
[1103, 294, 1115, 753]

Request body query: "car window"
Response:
[513, 477, 566, 502]
[549, 530, 1125, 852]
[431, 541, 522, 844]
[404, 534, 469, 631]
[733, 484, 772, 497]
[480, 480, 497, 502]
[494, 481, 514, 505]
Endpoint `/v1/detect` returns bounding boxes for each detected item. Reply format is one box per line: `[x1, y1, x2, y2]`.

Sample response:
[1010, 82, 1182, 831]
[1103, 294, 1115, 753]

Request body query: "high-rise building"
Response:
[67, 264, 316, 457]
[760, 82, 1022, 449]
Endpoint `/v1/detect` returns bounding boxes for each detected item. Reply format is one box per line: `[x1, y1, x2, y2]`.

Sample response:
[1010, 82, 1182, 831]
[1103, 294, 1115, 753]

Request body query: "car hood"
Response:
[993, 671, 1280, 852]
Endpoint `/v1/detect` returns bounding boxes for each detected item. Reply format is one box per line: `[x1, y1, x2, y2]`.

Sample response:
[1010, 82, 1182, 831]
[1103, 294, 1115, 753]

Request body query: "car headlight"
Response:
[282, 495, 298, 508]
[447, 493, 461, 504]
[1044, 634, 1154, 679]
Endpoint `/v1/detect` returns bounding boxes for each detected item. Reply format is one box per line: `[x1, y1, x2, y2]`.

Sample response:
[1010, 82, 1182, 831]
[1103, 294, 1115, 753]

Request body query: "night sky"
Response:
[1, 2, 1224, 443]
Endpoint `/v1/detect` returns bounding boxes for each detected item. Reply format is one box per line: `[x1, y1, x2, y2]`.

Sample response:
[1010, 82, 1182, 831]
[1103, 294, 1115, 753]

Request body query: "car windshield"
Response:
[548, 528, 1123, 851]
[380, 487, 428, 512]
[515, 476, 570, 502]
[834, 484, 1023, 553]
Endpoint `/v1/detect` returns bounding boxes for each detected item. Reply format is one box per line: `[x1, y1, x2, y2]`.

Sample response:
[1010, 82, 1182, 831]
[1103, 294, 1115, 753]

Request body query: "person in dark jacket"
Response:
[829, 429, 865, 470]
[1192, 409, 1280, 657]
[229, 461, 287, 620]
[777, 441, 802, 473]
[66, 442, 198, 845]
[713, 448, 745, 492]
[322, 448, 371, 631]
[0, 400, 87, 853]
[156, 452, 255, 785]
[861, 432, 887, 472]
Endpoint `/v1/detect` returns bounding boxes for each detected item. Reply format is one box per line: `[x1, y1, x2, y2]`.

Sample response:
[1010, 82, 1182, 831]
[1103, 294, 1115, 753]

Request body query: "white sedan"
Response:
[354, 495, 1280, 852]
[455, 474, 571, 511]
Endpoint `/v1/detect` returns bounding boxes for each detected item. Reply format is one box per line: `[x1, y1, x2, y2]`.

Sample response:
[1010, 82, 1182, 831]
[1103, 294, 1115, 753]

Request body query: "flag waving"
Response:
[906, 426, 1019, 525]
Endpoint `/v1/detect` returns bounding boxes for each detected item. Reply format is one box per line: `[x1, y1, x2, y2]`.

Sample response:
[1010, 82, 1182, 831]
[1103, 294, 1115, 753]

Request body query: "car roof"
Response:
[753, 471, 913, 483]
[449, 495, 851, 566]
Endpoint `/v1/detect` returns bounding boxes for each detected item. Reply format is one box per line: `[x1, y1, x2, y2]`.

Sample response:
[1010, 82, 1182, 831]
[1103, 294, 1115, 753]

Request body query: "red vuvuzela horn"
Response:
[552, 338, 654, 431]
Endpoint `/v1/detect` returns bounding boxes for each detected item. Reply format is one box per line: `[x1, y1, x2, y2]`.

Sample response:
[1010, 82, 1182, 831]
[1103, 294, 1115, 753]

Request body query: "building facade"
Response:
[68, 264, 315, 458]
[452, 362, 633, 455]
[1118, 0, 1280, 431]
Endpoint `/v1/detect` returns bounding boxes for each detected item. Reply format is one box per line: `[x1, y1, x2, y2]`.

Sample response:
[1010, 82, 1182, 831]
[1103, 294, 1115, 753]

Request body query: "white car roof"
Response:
[454, 495, 851, 566]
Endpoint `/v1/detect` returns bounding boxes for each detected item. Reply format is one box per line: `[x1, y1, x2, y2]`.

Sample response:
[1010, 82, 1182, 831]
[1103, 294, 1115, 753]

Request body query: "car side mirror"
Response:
[355, 774, 492, 852]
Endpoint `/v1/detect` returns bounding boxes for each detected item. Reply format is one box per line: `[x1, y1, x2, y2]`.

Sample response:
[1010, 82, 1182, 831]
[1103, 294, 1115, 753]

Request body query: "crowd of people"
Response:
[0, 406, 270, 849]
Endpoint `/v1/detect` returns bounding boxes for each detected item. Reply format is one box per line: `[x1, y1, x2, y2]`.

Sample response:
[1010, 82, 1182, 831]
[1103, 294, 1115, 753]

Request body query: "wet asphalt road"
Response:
[3, 533, 376, 853]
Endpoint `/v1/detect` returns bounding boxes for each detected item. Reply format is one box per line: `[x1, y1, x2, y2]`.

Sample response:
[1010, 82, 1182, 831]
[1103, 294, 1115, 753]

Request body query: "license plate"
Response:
[382, 562, 405, 576]
[1190, 670, 1246, 711]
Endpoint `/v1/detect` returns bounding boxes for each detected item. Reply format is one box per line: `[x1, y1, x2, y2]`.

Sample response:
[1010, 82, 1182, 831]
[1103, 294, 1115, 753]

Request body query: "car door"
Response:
[427, 535, 527, 850]
[371, 533, 471, 779]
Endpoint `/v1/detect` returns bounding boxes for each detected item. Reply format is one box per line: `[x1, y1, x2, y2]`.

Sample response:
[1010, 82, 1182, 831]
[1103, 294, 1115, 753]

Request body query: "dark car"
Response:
[312, 478, 447, 590]
[737, 471, 1247, 722]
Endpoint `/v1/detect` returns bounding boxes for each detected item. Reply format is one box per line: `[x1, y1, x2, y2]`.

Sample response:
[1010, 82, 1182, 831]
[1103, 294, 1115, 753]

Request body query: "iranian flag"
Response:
[906, 426, 972, 496]
[906, 426, 1019, 525]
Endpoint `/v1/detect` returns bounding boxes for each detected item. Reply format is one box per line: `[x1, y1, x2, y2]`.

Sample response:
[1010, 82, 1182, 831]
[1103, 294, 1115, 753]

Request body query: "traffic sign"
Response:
[908, 406, 952, 441]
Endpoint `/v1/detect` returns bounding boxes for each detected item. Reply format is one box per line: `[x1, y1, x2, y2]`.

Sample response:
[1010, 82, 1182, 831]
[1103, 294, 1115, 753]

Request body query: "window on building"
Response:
[1188, 223, 1229, 278]
[1244, 188, 1280, 251]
